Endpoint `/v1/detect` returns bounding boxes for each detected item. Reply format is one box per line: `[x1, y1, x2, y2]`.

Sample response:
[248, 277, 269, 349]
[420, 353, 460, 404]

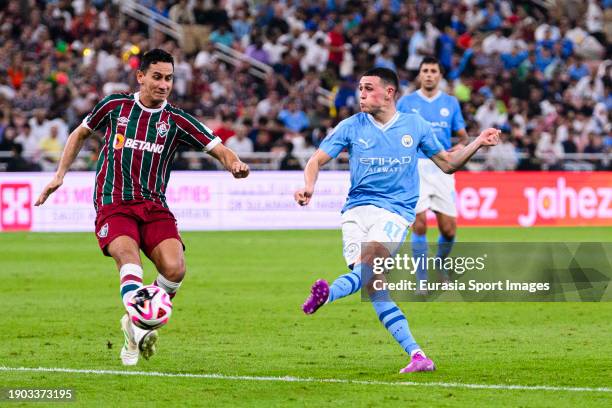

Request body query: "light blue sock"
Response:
[411, 232, 428, 284]
[328, 263, 372, 303]
[370, 290, 419, 356]
[436, 234, 455, 260]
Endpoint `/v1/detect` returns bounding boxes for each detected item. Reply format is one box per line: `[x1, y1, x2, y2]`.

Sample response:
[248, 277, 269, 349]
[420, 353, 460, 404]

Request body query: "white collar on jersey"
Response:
[367, 111, 400, 131]
[134, 92, 167, 113]
[417, 89, 442, 103]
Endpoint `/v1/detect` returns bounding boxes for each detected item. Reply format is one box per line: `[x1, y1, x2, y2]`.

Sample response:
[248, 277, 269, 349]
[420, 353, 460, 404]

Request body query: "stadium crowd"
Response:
[0, 0, 610, 172]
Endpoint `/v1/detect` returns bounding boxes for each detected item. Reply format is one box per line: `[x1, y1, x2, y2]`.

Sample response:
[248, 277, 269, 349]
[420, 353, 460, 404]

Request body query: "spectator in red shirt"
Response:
[214, 114, 237, 143]
[327, 23, 345, 68]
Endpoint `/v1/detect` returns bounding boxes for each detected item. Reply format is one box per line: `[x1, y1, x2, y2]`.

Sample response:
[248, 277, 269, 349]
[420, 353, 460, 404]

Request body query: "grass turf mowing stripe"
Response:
[1, 366, 610, 393]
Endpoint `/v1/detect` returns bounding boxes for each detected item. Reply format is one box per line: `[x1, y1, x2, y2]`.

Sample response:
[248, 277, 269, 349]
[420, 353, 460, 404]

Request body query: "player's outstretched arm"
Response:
[430, 128, 500, 174]
[35, 125, 92, 206]
[294, 149, 332, 206]
[208, 143, 250, 178]
[447, 128, 470, 152]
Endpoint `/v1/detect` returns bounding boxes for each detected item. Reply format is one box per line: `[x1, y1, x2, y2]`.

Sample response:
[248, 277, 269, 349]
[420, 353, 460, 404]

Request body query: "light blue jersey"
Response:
[319, 111, 443, 222]
[396, 90, 465, 158]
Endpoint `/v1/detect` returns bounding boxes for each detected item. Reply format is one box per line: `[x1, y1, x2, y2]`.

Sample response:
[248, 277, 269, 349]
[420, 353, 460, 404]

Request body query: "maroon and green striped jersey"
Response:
[82, 92, 221, 210]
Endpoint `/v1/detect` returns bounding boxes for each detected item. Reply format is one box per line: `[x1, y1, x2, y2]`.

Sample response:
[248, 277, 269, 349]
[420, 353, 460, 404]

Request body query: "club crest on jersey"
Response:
[440, 108, 450, 117]
[113, 133, 125, 150]
[401, 134, 414, 148]
[97, 223, 108, 238]
[118, 116, 129, 125]
[156, 121, 170, 138]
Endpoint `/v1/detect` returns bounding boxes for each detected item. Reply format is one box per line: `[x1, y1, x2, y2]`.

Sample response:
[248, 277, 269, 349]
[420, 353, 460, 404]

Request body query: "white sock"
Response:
[120, 263, 143, 309]
[154, 273, 181, 299]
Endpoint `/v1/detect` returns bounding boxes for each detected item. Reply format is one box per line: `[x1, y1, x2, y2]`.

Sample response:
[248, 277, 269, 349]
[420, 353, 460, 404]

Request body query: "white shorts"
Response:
[341, 205, 411, 266]
[415, 159, 457, 217]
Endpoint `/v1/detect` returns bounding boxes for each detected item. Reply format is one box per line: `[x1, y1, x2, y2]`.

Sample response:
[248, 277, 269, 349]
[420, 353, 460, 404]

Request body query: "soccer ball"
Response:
[127, 285, 173, 330]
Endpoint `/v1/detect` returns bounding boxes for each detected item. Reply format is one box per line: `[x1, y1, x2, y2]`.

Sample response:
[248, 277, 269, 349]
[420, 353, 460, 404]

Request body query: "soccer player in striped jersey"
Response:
[397, 57, 469, 288]
[295, 68, 499, 373]
[35, 49, 250, 366]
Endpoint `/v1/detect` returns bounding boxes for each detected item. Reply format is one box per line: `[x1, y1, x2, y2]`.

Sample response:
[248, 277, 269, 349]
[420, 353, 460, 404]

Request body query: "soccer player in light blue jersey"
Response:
[295, 68, 499, 373]
[397, 57, 469, 288]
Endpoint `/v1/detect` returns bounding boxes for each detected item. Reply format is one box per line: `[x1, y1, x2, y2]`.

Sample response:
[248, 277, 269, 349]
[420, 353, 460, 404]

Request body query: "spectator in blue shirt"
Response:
[334, 77, 356, 110]
[535, 47, 554, 73]
[482, 3, 502, 31]
[209, 24, 235, 48]
[567, 56, 590, 81]
[437, 27, 456, 72]
[374, 46, 397, 71]
[501, 45, 529, 70]
[278, 100, 310, 132]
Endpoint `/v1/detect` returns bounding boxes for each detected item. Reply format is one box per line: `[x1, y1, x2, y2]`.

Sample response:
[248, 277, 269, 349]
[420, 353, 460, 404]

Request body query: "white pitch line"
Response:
[0, 366, 610, 393]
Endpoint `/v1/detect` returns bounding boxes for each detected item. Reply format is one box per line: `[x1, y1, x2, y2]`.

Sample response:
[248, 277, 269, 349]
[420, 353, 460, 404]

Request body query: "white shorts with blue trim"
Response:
[341, 205, 411, 266]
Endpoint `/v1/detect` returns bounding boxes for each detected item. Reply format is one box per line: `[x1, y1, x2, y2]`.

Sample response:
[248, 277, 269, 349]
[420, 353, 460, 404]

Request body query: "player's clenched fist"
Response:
[231, 161, 250, 178]
[477, 128, 500, 146]
[294, 188, 313, 206]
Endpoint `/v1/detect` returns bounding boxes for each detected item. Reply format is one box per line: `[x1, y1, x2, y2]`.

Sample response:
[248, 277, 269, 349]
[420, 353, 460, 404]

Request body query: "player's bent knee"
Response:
[160, 258, 186, 282]
[361, 242, 390, 266]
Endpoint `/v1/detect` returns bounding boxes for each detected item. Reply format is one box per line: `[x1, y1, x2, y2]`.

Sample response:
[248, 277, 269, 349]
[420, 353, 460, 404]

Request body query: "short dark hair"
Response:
[139, 49, 174, 72]
[361, 67, 399, 91]
[418, 56, 443, 73]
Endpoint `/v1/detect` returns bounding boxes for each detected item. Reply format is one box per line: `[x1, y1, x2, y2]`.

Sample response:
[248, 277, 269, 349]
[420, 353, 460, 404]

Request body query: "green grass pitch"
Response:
[1, 227, 611, 407]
